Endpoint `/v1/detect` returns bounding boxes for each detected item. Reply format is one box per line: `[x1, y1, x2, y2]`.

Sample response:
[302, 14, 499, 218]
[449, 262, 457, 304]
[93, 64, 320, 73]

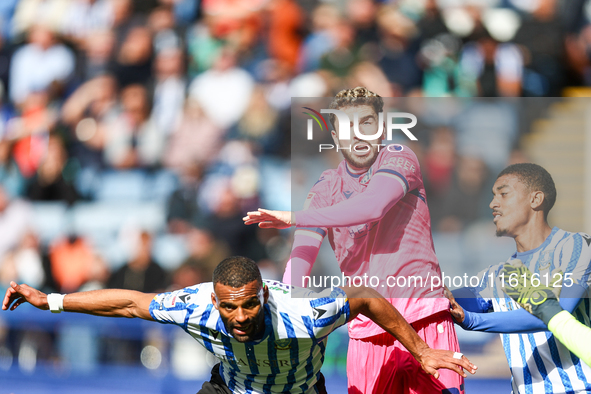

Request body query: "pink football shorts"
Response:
[347, 311, 464, 394]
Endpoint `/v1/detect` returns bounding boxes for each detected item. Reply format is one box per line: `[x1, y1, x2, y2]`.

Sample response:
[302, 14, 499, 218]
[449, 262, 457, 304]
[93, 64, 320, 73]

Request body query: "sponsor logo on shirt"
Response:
[382, 157, 416, 173]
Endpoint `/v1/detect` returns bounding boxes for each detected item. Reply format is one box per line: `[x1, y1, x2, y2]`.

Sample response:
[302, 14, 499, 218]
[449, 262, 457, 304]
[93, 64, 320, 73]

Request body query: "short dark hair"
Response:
[212, 256, 262, 288]
[328, 87, 384, 130]
[497, 163, 556, 220]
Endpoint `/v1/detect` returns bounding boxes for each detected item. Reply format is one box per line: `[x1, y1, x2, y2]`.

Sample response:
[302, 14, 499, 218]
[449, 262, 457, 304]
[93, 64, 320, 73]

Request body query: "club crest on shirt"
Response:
[274, 339, 292, 350]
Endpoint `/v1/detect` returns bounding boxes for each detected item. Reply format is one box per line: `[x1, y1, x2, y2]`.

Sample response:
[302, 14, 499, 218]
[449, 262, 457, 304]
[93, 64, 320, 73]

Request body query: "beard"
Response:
[340, 143, 381, 170]
[229, 313, 265, 343]
[496, 226, 508, 237]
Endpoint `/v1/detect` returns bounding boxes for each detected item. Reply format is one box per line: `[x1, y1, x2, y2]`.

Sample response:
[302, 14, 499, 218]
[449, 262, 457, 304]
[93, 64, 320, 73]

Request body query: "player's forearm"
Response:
[294, 175, 405, 227]
[548, 310, 591, 365]
[283, 230, 323, 286]
[62, 289, 155, 320]
[460, 309, 547, 333]
[456, 285, 585, 333]
[346, 287, 429, 360]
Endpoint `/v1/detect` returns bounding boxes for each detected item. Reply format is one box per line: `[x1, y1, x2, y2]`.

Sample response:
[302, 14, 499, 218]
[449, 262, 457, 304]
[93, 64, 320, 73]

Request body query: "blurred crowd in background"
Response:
[0, 0, 588, 376]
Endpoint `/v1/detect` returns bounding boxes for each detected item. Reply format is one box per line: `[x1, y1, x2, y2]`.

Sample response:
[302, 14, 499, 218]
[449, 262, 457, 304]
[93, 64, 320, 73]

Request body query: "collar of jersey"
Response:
[216, 304, 273, 344]
[512, 226, 559, 259]
[345, 163, 366, 178]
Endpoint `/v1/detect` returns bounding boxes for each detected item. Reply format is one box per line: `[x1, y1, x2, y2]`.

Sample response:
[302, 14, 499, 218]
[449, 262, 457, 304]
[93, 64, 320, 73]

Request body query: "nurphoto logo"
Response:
[303, 107, 418, 152]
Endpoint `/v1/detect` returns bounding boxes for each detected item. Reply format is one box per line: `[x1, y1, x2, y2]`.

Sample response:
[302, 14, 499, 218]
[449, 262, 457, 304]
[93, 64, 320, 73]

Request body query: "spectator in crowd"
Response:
[77, 29, 117, 81]
[188, 47, 254, 129]
[60, 0, 114, 45]
[150, 46, 186, 136]
[107, 230, 168, 293]
[166, 161, 204, 234]
[147, 5, 185, 54]
[375, 6, 423, 95]
[432, 156, 490, 232]
[26, 133, 80, 205]
[513, 0, 565, 96]
[177, 226, 231, 284]
[11, 0, 70, 38]
[49, 234, 106, 293]
[0, 185, 31, 261]
[102, 84, 165, 169]
[0, 35, 13, 96]
[9, 23, 75, 105]
[266, 0, 303, 71]
[0, 230, 46, 290]
[0, 138, 25, 198]
[109, 25, 153, 88]
[61, 74, 118, 170]
[11, 90, 58, 178]
[460, 29, 523, 97]
[227, 86, 281, 154]
[163, 99, 224, 173]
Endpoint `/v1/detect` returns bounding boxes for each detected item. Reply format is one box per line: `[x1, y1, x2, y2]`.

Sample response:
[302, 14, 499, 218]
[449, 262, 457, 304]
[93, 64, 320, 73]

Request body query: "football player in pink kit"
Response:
[244, 87, 464, 394]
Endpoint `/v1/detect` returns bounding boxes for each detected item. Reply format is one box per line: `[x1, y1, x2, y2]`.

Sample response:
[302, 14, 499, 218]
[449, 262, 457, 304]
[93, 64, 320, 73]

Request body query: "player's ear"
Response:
[263, 284, 269, 304]
[330, 129, 339, 147]
[211, 292, 218, 309]
[531, 190, 545, 211]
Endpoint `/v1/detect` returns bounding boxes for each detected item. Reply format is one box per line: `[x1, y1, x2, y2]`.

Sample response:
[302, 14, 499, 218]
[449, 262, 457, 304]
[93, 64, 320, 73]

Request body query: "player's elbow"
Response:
[343, 286, 382, 317]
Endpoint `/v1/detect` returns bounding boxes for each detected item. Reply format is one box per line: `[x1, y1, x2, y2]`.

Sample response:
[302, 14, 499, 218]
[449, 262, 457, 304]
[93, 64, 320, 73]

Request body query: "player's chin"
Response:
[233, 333, 255, 343]
[495, 226, 508, 237]
[231, 328, 256, 342]
[347, 152, 378, 168]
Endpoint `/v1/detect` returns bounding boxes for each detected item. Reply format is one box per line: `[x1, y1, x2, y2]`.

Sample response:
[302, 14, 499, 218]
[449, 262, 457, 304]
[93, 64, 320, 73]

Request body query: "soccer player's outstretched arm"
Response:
[448, 260, 587, 333]
[344, 286, 477, 379]
[282, 230, 323, 286]
[2, 281, 155, 320]
[245, 173, 406, 229]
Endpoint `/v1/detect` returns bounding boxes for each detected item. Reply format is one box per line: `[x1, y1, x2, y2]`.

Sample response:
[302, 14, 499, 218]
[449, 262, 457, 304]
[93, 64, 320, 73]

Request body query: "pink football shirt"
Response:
[299, 146, 448, 338]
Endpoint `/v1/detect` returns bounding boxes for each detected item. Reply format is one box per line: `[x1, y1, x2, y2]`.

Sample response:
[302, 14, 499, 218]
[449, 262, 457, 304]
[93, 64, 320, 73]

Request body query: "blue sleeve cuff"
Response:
[452, 287, 492, 313]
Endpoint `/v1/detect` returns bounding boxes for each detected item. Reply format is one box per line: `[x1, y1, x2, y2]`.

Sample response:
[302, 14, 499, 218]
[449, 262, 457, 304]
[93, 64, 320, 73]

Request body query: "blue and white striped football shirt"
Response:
[477, 227, 591, 394]
[149, 280, 350, 394]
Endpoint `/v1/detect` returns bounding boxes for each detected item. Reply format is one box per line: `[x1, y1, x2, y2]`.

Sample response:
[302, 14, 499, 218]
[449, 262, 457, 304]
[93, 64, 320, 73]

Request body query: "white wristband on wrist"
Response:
[47, 293, 65, 313]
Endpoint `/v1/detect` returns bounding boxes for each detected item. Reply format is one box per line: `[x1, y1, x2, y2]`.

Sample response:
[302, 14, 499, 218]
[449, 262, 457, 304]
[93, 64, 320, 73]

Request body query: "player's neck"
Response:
[513, 221, 553, 253]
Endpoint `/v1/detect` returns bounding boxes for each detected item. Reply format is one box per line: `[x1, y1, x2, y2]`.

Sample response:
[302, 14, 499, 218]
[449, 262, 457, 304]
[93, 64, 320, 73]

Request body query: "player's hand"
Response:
[243, 209, 294, 229]
[2, 281, 48, 311]
[444, 286, 465, 324]
[417, 348, 477, 379]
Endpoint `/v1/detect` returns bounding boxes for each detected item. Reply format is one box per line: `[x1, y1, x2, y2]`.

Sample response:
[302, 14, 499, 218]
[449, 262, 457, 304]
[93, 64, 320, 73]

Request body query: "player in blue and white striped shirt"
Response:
[3, 256, 477, 394]
[449, 163, 591, 394]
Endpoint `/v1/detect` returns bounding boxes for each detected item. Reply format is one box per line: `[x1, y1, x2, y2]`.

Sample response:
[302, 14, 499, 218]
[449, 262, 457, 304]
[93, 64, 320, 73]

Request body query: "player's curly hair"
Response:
[497, 163, 557, 220]
[213, 256, 263, 288]
[327, 87, 384, 130]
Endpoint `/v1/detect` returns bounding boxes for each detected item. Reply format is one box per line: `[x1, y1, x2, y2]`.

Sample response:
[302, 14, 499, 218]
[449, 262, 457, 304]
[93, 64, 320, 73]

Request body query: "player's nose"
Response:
[489, 197, 498, 210]
[234, 307, 248, 323]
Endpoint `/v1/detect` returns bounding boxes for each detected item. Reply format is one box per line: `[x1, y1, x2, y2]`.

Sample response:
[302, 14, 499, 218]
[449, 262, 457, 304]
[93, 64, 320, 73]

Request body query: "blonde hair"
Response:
[328, 87, 384, 130]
